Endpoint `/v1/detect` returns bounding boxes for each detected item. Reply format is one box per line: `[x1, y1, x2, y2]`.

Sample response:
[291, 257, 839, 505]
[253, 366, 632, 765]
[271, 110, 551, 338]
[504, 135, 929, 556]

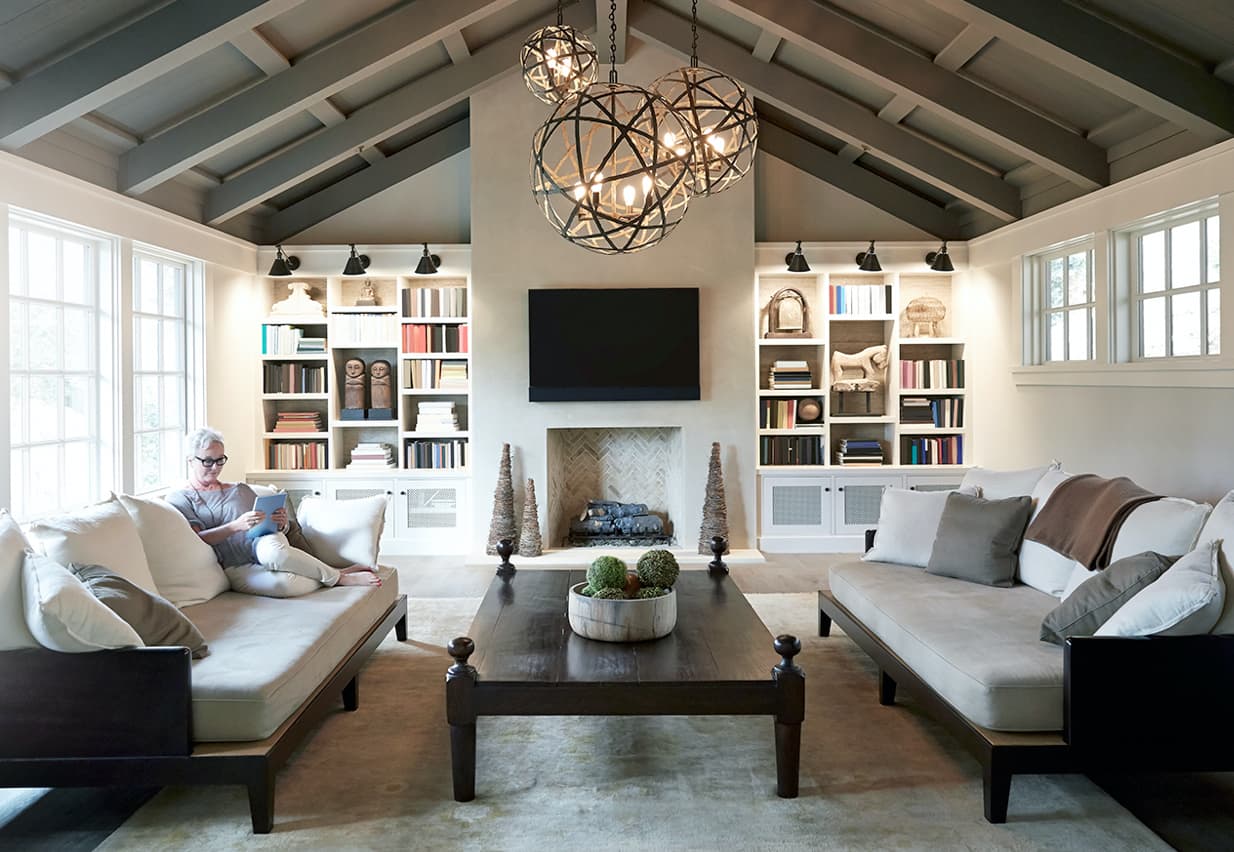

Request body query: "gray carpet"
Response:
[89, 593, 1166, 851]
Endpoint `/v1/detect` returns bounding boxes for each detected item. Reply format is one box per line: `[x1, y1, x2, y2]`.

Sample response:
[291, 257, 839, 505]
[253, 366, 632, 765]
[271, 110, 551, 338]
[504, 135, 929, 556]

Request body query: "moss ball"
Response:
[578, 585, 595, 597]
[636, 586, 668, 599]
[636, 549, 679, 589]
[591, 587, 627, 600]
[587, 555, 628, 591]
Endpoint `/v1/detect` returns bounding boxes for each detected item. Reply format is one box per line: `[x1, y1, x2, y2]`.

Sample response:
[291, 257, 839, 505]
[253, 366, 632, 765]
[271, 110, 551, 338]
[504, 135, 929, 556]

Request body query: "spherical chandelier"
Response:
[652, 1, 757, 196]
[530, 2, 695, 254]
[520, 2, 598, 105]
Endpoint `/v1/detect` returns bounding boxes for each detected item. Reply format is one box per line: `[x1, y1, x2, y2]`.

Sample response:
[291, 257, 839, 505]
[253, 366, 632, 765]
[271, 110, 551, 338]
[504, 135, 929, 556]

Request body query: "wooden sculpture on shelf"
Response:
[830, 344, 889, 391]
[368, 359, 393, 420]
[341, 357, 367, 420]
[904, 296, 946, 337]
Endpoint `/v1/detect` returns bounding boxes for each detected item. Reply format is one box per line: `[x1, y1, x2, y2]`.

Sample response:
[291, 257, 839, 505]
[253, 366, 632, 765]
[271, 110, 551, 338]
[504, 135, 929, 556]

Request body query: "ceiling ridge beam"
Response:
[921, 0, 1234, 141]
[709, 0, 1107, 189]
[628, 1, 1020, 221]
[120, 0, 520, 196]
[264, 117, 470, 243]
[0, 0, 308, 150]
[204, 2, 594, 224]
[759, 121, 963, 239]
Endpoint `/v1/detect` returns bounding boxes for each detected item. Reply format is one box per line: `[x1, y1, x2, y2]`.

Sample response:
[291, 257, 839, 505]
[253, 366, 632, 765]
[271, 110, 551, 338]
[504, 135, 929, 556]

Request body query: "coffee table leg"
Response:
[772, 634, 805, 798]
[446, 637, 478, 802]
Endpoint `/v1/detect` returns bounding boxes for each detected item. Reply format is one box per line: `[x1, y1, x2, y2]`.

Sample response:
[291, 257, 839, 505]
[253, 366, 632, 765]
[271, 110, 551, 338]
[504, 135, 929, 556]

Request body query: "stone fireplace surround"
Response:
[546, 427, 685, 549]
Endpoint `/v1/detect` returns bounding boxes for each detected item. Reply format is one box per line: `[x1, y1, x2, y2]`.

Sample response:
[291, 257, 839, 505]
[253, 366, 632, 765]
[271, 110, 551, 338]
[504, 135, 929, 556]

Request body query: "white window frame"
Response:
[1023, 237, 1096, 365]
[1126, 204, 1220, 361]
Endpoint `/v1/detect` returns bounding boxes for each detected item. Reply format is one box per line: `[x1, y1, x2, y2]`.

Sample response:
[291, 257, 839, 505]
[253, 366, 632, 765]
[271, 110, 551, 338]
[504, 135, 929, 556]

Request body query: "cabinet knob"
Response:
[386, 490, 393, 496]
[313, 490, 321, 496]
[824, 487, 831, 492]
[837, 486, 844, 492]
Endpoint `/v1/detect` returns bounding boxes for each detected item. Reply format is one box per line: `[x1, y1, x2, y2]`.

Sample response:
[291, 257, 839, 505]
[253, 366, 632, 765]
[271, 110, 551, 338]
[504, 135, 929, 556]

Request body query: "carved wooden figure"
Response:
[369, 360, 392, 411]
[342, 357, 367, 418]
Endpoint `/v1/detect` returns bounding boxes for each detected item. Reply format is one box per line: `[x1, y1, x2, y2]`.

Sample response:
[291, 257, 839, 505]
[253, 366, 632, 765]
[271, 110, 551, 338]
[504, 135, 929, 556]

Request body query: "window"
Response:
[8, 216, 112, 519]
[132, 249, 190, 492]
[1131, 210, 1220, 358]
[1035, 244, 1094, 362]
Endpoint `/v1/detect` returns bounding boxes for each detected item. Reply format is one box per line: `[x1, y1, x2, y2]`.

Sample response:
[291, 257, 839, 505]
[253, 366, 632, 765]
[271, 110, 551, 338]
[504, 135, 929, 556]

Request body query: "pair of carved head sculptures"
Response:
[343, 358, 392, 411]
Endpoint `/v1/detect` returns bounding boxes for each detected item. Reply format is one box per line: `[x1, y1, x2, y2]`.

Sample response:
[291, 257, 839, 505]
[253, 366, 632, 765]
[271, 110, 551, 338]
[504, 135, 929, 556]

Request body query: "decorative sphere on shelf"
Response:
[587, 555, 628, 591]
[636, 549, 680, 589]
[797, 398, 822, 423]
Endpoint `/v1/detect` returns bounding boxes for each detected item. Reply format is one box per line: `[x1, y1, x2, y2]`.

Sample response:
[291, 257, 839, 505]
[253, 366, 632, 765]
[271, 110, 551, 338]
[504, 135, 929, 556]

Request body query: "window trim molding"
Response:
[1022, 235, 1096, 366]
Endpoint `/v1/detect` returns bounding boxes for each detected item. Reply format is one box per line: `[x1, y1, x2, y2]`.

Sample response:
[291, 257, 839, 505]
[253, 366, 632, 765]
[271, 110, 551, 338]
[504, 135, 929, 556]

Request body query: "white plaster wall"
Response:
[470, 42, 756, 550]
[205, 266, 260, 474]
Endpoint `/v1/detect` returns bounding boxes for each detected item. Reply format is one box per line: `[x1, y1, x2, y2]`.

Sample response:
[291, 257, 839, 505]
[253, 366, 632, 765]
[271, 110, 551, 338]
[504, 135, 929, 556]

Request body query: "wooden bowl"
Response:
[567, 582, 677, 642]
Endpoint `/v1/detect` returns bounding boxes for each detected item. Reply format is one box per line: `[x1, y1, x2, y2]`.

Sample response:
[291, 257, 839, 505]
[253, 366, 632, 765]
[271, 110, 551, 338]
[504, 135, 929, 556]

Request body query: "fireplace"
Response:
[546, 427, 685, 549]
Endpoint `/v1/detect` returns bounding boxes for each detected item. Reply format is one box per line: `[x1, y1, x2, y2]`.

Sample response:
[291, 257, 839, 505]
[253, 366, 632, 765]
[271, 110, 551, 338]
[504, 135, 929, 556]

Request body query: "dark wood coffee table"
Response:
[445, 569, 804, 800]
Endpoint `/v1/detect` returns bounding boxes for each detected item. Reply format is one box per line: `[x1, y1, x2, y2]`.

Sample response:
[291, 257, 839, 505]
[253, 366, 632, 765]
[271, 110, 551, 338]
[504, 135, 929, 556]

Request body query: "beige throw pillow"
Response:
[25, 495, 158, 594]
[0, 510, 38, 650]
[116, 493, 228, 608]
[296, 495, 387, 568]
[21, 551, 143, 652]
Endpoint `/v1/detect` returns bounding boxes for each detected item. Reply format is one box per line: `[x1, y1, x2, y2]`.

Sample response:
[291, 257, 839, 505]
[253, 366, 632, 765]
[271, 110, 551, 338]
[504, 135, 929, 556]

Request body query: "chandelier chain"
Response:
[556, 0, 563, 26]
[608, 0, 618, 83]
[690, 0, 699, 68]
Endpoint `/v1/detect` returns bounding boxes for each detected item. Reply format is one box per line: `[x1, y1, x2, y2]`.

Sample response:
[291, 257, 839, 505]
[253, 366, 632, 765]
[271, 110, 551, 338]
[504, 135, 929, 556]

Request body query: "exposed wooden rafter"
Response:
[119, 0, 519, 195]
[628, 1, 1020, 221]
[203, 2, 595, 224]
[0, 0, 308, 150]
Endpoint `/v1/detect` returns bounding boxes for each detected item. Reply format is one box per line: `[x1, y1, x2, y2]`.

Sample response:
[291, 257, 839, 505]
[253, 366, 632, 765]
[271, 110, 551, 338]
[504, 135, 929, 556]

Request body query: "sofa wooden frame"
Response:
[819, 531, 1234, 822]
[0, 594, 407, 834]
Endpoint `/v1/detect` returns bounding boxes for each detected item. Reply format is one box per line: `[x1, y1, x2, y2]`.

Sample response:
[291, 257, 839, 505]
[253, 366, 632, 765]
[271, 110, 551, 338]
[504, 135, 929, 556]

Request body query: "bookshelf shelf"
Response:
[401, 352, 470, 360]
[898, 388, 966, 395]
[830, 314, 895, 321]
[263, 431, 328, 438]
[758, 338, 825, 346]
[758, 428, 826, 436]
[402, 316, 470, 324]
[401, 388, 469, 396]
[331, 420, 399, 429]
[261, 353, 329, 361]
[759, 388, 821, 396]
[330, 306, 400, 314]
[899, 427, 965, 435]
[831, 415, 895, 424]
[261, 392, 329, 400]
[402, 430, 470, 439]
[899, 337, 964, 345]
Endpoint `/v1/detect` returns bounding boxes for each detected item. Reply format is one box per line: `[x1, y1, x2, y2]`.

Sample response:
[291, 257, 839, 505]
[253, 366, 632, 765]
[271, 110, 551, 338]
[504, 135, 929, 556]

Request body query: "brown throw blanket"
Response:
[1024, 474, 1160, 570]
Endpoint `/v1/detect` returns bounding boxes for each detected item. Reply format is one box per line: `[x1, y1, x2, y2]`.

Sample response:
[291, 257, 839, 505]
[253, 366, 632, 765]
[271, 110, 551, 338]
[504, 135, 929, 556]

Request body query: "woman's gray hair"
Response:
[185, 427, 225, 459]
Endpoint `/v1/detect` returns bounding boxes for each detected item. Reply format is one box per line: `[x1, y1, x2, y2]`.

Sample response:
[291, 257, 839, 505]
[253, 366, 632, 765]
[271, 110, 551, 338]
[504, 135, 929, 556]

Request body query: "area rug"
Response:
[97, 594, 1166, 851]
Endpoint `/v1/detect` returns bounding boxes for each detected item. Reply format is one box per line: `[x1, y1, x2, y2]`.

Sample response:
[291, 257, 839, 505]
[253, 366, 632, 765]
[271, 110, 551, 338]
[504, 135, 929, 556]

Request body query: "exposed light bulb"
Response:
[573, 185, 586, 201]
[663, 131, 676, 148]
[622, 185, 636, 207]
[641, 174, 653, 196]
[708, 134, 725, 154]
[590, 172, 603, 193]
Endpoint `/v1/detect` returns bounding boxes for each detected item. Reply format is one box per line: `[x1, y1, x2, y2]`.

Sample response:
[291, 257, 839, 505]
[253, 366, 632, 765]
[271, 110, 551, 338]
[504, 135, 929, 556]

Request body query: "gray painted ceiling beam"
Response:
[597, 0, 628, 64]
[922, 0, 1234, 140]
[120, 0, 519, 195]
[629, 1, 1020, 221]
[0, 0, 307, 149]
[443, 32, 472, 64]
[264, 118, 470, 243]
[711, 0, 1107, 189]
[204, 3, 594, 224]
[751, 30, 780, 63]
[759, 121, 963, 239]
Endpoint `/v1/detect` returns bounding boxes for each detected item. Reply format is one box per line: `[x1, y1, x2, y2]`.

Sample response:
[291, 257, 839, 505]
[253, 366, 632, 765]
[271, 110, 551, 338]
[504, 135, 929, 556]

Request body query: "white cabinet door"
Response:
[760, 476, 833, 537]
[394, 479, 469, 554]
[833, 475, 902, 536]
[325, 480, 398, 535]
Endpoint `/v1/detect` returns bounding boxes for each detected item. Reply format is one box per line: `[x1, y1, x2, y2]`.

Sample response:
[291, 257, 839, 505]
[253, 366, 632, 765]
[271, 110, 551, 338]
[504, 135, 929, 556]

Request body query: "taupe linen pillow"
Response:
[70, 563, 209, 658]
[1040, 551, 1176, 645]
[926, 492, 1033, 587]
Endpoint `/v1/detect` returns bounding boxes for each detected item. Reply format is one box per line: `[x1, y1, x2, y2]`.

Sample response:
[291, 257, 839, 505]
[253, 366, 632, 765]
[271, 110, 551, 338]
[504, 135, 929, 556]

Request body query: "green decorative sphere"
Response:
[578, 585, 595, 597]
[592, 587, 627, 600]
[637, 549, 679, 589]
[636, 586, 668, 599]
[587, 556, 628, 591]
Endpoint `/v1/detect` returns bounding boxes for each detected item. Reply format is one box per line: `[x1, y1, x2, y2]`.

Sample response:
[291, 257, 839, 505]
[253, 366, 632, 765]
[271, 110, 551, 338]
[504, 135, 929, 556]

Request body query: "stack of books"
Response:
[404, 359, 469, 389]
[296, 336, 325, 354]
[262, 325, 327, 355]
[829, 284, 892, 315]
[768, 360, 812, 389]
[346, 443, 396, 470]
[835, 439, 884, 466]
[403, 286, 467, 318]
[900, 359, 965, 389]
[272, 411, 324, 433]
[413, 402, 460, 433]
[899, 397, 935, 425]
[900, 397, 964, 428]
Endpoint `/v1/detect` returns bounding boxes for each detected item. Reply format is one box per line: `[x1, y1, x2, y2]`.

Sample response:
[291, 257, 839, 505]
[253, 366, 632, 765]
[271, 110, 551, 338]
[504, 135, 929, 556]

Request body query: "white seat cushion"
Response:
[830, 561, 1063, 731]
[0, 511, 38, 650]
[183, 566, 398, 741]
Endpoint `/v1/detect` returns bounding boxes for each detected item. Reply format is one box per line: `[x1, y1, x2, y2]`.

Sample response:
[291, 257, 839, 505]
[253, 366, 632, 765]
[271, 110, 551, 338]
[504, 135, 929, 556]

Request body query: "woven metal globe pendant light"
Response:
[520, 1, 598, 105]
[652, 1, 756, 196]
[530, 2, 695, 254]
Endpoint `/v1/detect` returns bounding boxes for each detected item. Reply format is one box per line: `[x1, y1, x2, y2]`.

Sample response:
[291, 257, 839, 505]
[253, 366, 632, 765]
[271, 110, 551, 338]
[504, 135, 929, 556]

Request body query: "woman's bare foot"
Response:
[340, 563, 377, 574]
[337, 572, 381, 586]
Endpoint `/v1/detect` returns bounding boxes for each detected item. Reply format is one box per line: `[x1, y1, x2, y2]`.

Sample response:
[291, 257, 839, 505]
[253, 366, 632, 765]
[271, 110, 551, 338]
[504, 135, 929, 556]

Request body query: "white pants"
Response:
[224, 533, 341, 598]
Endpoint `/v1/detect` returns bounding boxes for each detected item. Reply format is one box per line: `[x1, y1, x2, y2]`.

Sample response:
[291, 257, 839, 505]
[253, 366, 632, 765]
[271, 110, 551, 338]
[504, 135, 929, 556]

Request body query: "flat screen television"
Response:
[528, 288, 700, 401]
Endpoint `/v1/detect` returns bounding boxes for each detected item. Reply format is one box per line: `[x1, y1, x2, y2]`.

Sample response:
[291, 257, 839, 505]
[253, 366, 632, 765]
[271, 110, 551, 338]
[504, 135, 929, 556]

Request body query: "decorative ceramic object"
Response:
[765, 287, 809, 338]
[905, 296, 946, 337]
[831, 345, 889, 391]
[355, 279, 379, 307]
[797, 397, 823, 423]
[268, 281, 325, 321]
[568, 582, 677, 642]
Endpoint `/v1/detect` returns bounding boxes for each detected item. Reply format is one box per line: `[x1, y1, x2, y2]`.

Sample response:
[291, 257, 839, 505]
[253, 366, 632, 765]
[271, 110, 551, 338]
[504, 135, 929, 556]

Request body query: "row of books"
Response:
[264, 364, 326, 394]
[759, 435, 824, 466]
[760, 398, 824, 429]
[268, 441, 327, 470]
[271, 411, 324, 433]
[403, 286, 467, 318]
[900, 397, 964, 428]
[405, 359, 468, 389]
[412, 401, 460, 433]
[900, 359, 965, 389]
[402, 323, 469, 354]
[406, 439, 468, 470]
[332, 314, 399, 345]
[261, 325, 325, 355]
[768, 360, 812, 390]
[835, 438, 884, 467]
[347, 442, 396, 470]
[904, 436, 964, 465]
[830, 284, 892, 316]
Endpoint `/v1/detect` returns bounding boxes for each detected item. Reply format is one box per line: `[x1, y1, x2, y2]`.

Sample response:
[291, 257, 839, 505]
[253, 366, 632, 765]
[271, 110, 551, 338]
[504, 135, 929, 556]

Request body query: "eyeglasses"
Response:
[195, 456, 228, 467]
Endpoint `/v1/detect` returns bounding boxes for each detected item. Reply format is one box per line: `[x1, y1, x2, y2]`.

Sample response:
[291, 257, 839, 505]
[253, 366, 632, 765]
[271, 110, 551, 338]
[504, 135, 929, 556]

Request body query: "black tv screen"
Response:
[528, 288, 700, 401]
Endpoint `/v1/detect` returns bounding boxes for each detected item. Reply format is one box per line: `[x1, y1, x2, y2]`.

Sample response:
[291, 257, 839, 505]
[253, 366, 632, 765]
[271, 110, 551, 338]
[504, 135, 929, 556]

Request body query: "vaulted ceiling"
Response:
[1, 0, 1231, 244]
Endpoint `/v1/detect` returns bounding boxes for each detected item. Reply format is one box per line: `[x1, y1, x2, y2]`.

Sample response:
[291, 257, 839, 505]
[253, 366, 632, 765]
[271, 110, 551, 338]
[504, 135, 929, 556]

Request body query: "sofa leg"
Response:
[818, 609, 832, 637]
[395, 613, 408, 641]
[982, 759, 1011, 824]
[878, 669, 896, 706]
[343, 675, 359, 711]
[247, 770, 275, 834]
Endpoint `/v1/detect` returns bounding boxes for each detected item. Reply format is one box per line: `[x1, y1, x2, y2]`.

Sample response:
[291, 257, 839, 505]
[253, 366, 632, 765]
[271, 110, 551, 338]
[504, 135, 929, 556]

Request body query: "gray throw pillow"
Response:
[926, 492, 1033, 587]
[70, 563, 209, 659]
[1040, 551, 1176, 645]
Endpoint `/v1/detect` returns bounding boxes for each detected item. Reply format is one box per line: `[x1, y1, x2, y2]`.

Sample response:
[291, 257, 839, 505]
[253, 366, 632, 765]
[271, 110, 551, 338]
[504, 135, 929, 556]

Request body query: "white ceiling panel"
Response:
[330, 43, 453, 114]
[772, 40, 896, 114]
[901, 108, 1026, 175]
[198, 110, 324, 179]
[266, 154, 370, 209]
[257, 0, 403, 60]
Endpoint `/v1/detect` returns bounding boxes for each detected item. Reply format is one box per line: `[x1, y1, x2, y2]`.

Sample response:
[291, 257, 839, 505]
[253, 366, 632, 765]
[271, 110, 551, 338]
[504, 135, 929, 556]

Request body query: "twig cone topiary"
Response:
[518, 478, 543, 557]
[486, 443, 517, 555]
[699, 442, 730, 554]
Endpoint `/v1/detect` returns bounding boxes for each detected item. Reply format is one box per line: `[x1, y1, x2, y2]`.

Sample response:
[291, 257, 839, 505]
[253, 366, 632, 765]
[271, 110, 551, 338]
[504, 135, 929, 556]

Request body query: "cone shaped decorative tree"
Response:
[518, 478, 543, 557]
[698, 441, 730, 554]
[486, 443, 517, 555]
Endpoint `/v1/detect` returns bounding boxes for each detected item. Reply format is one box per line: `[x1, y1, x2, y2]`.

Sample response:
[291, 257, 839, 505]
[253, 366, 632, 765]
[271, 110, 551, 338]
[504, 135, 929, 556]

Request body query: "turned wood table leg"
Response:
[446, 637, 478, 802]
[772, 634, 805, 798]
